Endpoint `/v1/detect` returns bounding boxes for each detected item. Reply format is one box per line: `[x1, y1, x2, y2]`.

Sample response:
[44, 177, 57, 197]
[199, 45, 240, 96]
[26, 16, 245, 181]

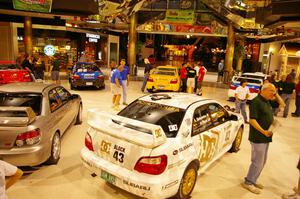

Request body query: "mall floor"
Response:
[7, 80, 300, 199]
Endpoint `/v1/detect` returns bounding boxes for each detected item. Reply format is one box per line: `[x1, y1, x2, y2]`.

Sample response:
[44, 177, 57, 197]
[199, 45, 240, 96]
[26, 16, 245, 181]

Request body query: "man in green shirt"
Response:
[242, 83, 277, 194]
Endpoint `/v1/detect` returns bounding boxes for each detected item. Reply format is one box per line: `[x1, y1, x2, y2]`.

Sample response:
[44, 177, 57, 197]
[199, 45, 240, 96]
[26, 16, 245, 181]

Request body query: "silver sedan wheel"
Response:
[52, 133, 61, 160]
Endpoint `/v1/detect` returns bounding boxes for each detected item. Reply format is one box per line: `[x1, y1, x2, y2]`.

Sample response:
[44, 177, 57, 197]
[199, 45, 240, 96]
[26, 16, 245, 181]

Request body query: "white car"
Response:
[228, 76, 263, 101]
[80, 93, 244, 199]
[241, 72, 268, 81]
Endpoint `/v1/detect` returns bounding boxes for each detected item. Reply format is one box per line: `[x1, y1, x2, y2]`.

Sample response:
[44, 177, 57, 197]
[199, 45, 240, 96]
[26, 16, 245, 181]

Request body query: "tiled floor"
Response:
[7, 80, 300, 199]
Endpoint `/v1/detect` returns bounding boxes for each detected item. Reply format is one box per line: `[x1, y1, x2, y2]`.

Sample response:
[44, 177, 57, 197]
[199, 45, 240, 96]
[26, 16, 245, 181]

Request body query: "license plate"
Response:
[86, 82, 93, 86]
[100, 170, 116, 184]
[158, 85, 165, 89]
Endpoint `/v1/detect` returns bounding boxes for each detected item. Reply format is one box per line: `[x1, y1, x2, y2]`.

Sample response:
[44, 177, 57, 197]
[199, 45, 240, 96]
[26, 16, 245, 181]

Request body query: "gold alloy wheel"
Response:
[235, 128, 243, 149]
[182, 168, 196, 196]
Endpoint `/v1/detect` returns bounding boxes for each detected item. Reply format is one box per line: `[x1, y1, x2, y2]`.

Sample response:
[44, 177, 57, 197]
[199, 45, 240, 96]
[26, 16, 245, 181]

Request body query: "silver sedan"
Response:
[0, 82, 82, 166]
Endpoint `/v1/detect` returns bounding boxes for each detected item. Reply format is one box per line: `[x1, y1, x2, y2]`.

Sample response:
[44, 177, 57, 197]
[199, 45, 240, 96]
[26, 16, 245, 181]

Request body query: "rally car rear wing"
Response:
[87, 109, 167, 149]
[0, 106, 36, 126]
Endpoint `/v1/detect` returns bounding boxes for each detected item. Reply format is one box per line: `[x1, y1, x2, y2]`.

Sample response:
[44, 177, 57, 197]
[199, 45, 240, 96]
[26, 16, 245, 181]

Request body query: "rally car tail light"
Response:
[170, 78, 178, 84]
[229, 84, 236, 90]
[85, 133, 94, 151]
[15, 128, 41, 147]
[72, 75, 80, 79]
[249, 88, 260, 93]
[97, 75, 104, 79]
[22, 71, 32, 81]
[147, 77, 154, 82]
[134, 155, 167, 175]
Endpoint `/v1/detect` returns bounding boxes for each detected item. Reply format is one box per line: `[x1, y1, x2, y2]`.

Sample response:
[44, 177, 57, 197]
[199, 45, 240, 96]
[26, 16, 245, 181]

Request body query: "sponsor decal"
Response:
[114, 144, 125, 153]
[100, 140, 112, 154]
[154, 129, 162, 138]
[162, 180, 179, 190]
[168, 124, 178, 132]
[113, 144, 125, 163]
[173, 143, 193, 155]
[123, 180, 150, 191]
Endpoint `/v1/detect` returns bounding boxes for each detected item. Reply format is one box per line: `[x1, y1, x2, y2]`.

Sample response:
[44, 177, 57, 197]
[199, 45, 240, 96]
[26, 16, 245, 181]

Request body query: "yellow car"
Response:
[146, 65, 181, 92]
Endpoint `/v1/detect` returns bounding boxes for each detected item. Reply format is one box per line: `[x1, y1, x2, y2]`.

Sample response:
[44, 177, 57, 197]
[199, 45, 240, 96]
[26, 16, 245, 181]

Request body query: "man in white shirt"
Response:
[0, 160, 23, 199]
[235, 79, 250, 123]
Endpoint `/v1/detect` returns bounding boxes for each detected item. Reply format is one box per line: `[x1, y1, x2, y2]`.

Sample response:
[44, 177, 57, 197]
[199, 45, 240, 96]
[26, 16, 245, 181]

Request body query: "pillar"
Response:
[224, 23, 235, 83]
[236, 39, 245, 72]
[128, 14, 137, 76]
[24, 16, 33, 55]
[0, 22, 18, 60]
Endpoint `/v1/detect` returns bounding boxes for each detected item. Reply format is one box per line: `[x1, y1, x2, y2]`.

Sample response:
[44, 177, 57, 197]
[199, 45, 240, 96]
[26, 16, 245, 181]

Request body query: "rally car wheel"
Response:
[46, 132, 61, 165]
[175, 163, 197, 199]
[75, 104, 82, 125]
[229, 127, 243, 153]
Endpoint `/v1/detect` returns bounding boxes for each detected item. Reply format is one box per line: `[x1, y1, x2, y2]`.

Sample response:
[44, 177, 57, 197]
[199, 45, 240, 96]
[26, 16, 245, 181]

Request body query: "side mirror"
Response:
[69, 94, 79, 100]
[228, 114, 238, 121]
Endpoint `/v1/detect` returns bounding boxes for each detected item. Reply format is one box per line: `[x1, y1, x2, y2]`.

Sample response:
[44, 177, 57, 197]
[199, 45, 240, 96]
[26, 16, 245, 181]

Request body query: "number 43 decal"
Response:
[113, 151, 124, 163]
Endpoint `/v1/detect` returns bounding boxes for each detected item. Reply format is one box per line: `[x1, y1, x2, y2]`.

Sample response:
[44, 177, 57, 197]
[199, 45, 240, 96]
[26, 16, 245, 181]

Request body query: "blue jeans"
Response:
[141, 73, 149, 92]
[245, 142, 269, 185]
[281, 94, 292, 117]
[235, 100, 247, 122]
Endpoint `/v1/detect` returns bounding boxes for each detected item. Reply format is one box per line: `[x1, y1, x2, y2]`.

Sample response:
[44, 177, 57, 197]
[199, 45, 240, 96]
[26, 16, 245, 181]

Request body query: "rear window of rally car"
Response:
[118, 100, 185, 138]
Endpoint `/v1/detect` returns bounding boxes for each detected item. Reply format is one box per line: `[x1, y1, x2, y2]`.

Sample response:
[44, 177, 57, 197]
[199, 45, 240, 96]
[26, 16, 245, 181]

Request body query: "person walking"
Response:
[217, 59, 224, 82]
[196, 63, 207, 96]
[141, 58, 152, 93]
[51, 55, 61, 84]
[282, 157, 300, 199]
[0, 160, 23, 199]
[180, 63, 188, 92]
[292, 75, 300, 117]
[120, 59, 130, 105]
[186, 63, 196, 93]
[242, 83, 277, 194]
[110, 64, 124, 111]
[281, 75, 295, 117]
[235, 79, 250, 123]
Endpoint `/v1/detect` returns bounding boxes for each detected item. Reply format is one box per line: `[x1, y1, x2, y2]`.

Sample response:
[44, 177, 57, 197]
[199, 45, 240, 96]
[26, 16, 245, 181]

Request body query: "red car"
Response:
[0, 61, 33, 84]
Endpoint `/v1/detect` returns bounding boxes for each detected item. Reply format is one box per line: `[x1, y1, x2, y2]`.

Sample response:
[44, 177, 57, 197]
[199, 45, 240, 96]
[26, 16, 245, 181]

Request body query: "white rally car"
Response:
[80, 93, 244, 199]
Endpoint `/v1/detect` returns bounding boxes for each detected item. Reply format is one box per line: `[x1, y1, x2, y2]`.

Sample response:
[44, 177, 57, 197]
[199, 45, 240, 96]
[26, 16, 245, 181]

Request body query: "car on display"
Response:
[0, 82, 82, 166]
[0, 60, 33, 84]
[81, 93, 244, 199]
[69, 62, 105, 90]
[228, 76, 263, 101]
[241, 72, 268, 81]
[146, 65, 181, 92]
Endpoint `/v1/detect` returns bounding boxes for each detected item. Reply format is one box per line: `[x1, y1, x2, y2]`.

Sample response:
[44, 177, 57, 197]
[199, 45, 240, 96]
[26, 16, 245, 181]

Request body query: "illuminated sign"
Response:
[44, 45, 56, 56]
[89, 38, 98, 43]
[12, 0, 53, 13]
[86, 33, 100, 39]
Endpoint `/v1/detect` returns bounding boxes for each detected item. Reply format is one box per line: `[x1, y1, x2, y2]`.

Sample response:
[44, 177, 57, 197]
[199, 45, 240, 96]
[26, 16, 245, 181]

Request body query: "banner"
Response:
[13, 0, 53, 13]
[165, 10, 195, 24]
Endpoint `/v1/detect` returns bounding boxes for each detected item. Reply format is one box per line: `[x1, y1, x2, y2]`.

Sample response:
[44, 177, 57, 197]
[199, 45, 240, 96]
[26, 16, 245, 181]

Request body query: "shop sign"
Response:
[176, 25, 212, 33]
[12, 0, 53, 13]
[86, 33, 100, 39]
[44, 45, 56, 56]
[88, 38, 98, 43]
[165, 10, 195, 24]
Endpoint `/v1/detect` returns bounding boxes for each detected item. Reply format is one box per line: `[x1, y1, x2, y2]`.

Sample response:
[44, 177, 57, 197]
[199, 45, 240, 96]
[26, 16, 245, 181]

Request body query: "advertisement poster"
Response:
[13, 0, 53, 13]
[165, 10, 195, 24]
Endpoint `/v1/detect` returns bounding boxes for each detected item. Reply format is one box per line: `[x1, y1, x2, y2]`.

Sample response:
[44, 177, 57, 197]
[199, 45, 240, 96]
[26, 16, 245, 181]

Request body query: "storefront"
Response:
[17, 25, 108, 72]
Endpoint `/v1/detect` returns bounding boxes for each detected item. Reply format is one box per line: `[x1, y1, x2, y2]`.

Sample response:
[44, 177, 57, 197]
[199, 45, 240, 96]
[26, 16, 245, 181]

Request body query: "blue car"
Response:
[69, 62, 105, 90]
